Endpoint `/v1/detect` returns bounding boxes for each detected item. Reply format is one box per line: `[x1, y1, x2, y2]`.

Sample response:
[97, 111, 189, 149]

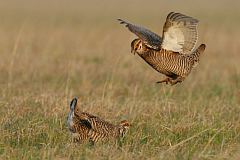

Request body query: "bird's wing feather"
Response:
[161, 12, 199, 54]
[78, 113, 111, 134]
[118, 19, 162, 50]
[78, 113, 94, 129]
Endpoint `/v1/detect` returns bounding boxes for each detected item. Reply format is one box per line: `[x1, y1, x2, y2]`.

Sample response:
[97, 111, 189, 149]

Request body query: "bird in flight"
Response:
[118, 12, 206, 85]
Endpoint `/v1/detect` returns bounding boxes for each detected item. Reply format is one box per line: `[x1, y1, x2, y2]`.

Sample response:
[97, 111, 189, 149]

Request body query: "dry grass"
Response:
[0, 0, 240, 159]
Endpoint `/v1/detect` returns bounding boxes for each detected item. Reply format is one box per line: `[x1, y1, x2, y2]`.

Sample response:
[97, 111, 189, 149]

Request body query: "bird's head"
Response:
[119, 120, 130, 137]
[131, 38, 146, 55]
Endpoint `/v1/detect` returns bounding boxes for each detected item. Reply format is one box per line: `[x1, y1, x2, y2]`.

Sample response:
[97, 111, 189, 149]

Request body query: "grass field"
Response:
[0, 0, 240, 159]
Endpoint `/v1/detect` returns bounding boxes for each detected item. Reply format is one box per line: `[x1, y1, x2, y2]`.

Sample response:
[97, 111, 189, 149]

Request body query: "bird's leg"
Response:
[72, 136, 80, 143]
[89, 139, 95, 146]
[156, 77, 172, 84]
[170, 76, 185, 86]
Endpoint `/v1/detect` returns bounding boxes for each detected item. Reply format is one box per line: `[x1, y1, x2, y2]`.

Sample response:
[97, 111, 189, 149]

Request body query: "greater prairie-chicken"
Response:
[118, 12, 206, 85]
[67, 97, 130, 144]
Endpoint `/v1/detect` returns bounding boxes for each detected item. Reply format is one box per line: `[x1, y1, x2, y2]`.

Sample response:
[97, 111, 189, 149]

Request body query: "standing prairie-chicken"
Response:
[118, 12, 206, 85]
[67, 97, 130, 144]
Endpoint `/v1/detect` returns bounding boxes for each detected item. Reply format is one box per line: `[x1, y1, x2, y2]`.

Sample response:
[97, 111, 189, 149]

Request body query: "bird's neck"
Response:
[138, 49, 154, 58]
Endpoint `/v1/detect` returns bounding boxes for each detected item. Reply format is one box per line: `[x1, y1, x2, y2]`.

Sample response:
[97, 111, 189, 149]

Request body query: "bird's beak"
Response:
[131, 48, 136, 55]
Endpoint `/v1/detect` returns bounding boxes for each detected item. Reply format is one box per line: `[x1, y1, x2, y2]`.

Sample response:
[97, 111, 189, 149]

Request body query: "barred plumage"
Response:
[118, 12, 206, 85]
[67, 98, 130, 144]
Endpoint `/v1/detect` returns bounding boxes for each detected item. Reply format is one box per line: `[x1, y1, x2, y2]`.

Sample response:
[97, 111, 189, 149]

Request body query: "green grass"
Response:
[0, 0, 240, 159]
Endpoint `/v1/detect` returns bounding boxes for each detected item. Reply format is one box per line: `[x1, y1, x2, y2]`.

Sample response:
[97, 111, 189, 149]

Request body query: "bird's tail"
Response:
[67, 97, 78, 130]
[191, 44, 206, 67]
[70, 97, 78, 111]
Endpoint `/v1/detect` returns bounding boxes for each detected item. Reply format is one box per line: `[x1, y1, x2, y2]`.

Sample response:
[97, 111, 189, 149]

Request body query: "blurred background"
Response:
[0, 0, 239, 95]
[0, 0, 240, 159]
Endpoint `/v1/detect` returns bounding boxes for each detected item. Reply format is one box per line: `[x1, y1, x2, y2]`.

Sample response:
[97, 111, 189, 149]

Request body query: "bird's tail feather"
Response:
[70, 97, 78, 111]
[191, 44, 206, 67]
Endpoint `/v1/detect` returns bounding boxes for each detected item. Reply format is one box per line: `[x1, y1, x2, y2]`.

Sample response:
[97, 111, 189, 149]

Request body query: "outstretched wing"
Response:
[161, 12, 199, 54]
[118, 19, 162, 50]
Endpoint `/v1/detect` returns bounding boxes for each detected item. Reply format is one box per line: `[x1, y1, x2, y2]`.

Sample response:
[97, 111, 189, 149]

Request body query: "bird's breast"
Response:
[139, 50, 191, 76]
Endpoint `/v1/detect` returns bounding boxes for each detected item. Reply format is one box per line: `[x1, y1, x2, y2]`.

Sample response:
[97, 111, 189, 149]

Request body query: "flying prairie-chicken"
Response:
[118, 12, 206, 85]
[67, 97, 130, 144]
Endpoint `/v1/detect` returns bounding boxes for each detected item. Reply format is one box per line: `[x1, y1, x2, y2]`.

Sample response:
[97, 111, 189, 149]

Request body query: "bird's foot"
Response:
[156, 78, 172, 84]
[156, 77, 185, 86]
[169, 77, 185, 86]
